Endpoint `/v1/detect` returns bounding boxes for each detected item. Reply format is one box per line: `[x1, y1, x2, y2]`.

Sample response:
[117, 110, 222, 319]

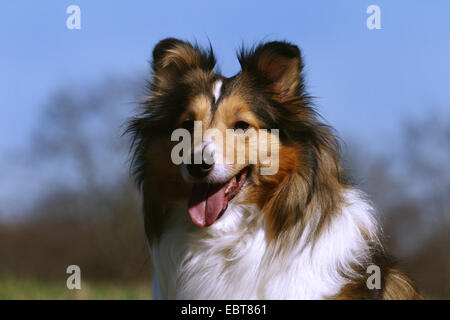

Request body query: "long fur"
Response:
[126, 38, 421, 299]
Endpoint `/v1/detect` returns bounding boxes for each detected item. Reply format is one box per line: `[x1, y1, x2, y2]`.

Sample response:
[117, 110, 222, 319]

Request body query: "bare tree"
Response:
[0, 75, 152, 283]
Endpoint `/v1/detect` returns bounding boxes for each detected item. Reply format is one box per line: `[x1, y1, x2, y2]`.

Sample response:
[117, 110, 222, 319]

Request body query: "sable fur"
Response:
[126, 38, 421, 299]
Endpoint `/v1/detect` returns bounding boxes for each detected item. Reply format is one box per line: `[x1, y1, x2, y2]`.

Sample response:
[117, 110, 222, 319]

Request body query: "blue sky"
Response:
[1, 0, 449, 148]
[1, 1, 449, 213]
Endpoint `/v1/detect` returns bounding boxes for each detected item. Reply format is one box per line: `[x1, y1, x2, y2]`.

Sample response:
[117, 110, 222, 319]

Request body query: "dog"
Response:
[126, 38, 421, 299]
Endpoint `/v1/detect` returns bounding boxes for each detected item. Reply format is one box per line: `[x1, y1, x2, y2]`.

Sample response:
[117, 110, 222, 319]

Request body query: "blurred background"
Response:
[0, 1, 449, 299]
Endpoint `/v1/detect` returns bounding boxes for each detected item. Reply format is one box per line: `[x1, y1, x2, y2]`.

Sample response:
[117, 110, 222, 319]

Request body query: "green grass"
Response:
[0, 277, 152, 300]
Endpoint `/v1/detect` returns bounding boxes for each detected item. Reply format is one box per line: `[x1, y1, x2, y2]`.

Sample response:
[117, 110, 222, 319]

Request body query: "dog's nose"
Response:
[186, 160, 213, 178]
[186, 143, 214, 178]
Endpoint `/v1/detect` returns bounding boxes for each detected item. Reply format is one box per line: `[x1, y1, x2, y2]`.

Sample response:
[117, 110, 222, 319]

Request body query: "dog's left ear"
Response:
[239, 41, 303, 102]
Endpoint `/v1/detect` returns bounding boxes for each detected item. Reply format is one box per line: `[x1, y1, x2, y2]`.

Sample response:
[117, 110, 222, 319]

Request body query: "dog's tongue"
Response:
[188, 181, 232, 227]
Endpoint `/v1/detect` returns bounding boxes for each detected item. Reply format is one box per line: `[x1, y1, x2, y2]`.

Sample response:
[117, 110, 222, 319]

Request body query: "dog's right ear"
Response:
[151, 38, 216, 91]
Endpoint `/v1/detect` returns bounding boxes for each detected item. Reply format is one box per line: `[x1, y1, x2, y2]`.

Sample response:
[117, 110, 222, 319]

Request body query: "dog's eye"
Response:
[181, 119, 194, 131]
[233, 121, 250, 131]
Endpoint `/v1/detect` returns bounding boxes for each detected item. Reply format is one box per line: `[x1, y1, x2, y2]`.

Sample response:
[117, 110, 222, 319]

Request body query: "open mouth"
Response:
[187, 167, 250, 227]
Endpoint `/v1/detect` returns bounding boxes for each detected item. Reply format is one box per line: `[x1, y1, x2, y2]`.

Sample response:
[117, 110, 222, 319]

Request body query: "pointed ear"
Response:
[151, 38, 216, 91]
[239, 41, 303, 102]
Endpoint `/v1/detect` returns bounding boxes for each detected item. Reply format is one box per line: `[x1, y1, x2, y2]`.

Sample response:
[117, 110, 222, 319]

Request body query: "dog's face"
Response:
[130, 38, 327, 232]
[175, 75, 271, 227]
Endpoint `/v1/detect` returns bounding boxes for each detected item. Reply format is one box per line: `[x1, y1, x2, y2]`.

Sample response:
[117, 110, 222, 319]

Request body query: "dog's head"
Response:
[128, 38, 342, 236]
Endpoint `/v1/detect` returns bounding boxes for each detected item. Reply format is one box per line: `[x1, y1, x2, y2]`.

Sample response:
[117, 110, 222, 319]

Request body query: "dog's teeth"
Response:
[225, 177, 238, 196]
[225, 183, 232, 194]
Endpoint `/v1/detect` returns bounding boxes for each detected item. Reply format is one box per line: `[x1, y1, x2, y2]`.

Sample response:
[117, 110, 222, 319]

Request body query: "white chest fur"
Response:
[150, 189, 378, 299]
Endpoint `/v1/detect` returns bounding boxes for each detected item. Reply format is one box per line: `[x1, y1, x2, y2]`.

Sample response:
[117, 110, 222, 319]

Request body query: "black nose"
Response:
[186, 145, 214, 178]
[186, 160, 213, 178]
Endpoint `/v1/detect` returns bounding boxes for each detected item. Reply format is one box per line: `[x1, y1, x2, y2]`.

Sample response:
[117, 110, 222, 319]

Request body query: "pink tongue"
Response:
[188, 182, 231, 227]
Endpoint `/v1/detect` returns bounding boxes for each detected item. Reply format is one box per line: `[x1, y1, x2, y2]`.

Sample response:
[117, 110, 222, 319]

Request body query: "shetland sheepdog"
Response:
[127, 38, 421, 299]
